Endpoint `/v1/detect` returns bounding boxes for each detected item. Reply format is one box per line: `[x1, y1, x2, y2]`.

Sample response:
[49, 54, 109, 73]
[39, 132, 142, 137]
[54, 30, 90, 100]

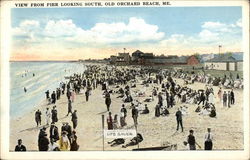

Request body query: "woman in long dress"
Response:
[217, 87, 222, 103]
[208, 92, 215, 104]
[59, 131, 71, 151]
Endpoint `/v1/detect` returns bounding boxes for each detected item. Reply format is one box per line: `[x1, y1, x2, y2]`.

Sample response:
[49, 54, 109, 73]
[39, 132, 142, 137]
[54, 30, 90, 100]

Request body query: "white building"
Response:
[204, 54, 243, 71]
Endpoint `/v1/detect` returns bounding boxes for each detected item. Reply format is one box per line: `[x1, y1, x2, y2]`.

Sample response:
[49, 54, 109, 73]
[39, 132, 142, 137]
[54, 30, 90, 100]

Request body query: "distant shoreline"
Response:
[9, 60, 78, 63]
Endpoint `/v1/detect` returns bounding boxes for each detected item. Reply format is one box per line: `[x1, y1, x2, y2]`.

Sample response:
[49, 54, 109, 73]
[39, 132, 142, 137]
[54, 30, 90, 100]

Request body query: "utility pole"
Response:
[218, 45, 222, 54]
[102, 115, 104, 151]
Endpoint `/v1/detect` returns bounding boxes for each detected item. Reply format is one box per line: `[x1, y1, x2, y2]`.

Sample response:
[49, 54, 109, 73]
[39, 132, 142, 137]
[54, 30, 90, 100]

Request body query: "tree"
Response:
[225, 52, 233, 57]
[193, 53, 202, 62]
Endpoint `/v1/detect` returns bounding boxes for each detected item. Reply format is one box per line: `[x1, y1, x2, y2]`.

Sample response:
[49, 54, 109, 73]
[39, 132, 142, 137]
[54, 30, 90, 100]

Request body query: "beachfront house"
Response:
[109, 53, 131, 65]
[204, 54, 243, 71]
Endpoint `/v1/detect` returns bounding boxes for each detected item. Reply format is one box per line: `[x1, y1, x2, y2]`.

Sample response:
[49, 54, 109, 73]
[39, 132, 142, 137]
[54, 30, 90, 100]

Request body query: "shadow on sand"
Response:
[19, 124, 49, 133]
[97, 111, 108, 115]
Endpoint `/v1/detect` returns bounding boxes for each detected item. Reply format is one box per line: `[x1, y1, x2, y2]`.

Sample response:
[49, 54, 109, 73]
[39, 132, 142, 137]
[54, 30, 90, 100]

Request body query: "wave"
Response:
[10, 62, 85, 119]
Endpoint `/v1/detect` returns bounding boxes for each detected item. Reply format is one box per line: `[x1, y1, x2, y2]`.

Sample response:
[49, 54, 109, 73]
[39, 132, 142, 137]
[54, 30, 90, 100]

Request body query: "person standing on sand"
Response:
[71, 110, 78, 129]
[198, 90, 206, 106]
[51, 106, 58, 123]
[217, 88, 222, 103]
[15, 139, 26, 151]
[63, 123, 72, 143]
[107, 112, 113, 130]
[227, 91, 231, 108]
[59, 131, 71, 151]
[223, 91, 227, 107]
[45, 108, 51, 125]
[67, 99, 73, 116]
[49, 122, 59, 142]
[230, 89, 235, 105]
[35, 109, 42, 126]
[187, 130, 196, 150]
[204, 128, 213, 150]
[105, 92, 112, 111]
[38, 127, 49, 151]
[85, 89, 89, 102]
[120, 104, 127, 118]
[132, 106, 139, 126]
[175, 108, 183, 132]
[51, 91, 56, 104]
[120, 111, 126, 128]
[70, 130, 79, 151]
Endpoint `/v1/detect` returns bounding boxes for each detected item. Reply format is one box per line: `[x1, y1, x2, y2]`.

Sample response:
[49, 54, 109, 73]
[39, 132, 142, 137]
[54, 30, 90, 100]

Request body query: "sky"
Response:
[11, 7, 242, 61]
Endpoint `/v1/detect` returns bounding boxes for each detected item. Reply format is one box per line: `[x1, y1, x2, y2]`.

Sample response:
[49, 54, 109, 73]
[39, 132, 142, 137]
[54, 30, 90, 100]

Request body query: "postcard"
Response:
[0, 0, 249, 159]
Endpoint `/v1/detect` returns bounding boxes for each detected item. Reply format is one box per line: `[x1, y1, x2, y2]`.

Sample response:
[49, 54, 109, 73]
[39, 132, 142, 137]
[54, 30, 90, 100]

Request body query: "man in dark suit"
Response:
[15, 139, 26, 151]
[38, 127, 49, 151]
[51, 91, 56, 104]
[49, 122, 59, 142]
[63, 122, 72, 143]
[175, 108, 183, 132]
[51, 106, 58, 123]
[71, 110, 78, 129]
[230, 89, 235, 105]
[35, 109, 42, 127]
[132, 106, 138, 126]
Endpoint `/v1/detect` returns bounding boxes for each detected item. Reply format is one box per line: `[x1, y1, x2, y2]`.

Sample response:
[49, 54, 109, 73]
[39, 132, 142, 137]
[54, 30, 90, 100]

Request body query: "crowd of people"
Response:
[15, 64, 241, 151]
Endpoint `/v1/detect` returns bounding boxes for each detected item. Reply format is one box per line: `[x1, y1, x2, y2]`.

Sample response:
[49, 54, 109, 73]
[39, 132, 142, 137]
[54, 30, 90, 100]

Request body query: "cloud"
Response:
[202, 21, 232, 32]
[12, 17, 165, 45]
[236, 18, 242, 27]
[69, 17, 165, 44]
[11, 18, 242, 60]
[158, 18, 242, 54]
[44, 20, 82, 37]
[12, 20, 40, 36]
[198, 29, 219, 42]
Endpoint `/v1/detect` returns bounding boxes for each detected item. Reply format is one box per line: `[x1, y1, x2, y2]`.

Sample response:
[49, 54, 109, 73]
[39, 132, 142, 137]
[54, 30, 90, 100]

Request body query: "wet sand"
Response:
[9, 66, 243, 151]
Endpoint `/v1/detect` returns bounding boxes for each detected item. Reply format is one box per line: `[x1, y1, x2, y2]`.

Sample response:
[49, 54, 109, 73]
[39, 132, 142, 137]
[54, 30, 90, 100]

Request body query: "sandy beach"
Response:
[9, 65, 244, 151]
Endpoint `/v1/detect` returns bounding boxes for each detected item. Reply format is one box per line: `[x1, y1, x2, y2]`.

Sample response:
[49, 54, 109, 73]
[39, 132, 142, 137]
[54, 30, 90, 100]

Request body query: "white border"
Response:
[1, 0, 249, 159]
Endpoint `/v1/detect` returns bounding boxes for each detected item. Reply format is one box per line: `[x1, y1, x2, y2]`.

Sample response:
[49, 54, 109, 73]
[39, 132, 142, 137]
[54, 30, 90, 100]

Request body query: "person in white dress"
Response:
[208, 92, 215, 104]
[45, 108, 51, 125]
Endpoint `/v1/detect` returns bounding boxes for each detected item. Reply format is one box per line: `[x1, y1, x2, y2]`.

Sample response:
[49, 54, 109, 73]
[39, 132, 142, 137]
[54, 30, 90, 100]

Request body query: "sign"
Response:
[104, 129, 136, 138]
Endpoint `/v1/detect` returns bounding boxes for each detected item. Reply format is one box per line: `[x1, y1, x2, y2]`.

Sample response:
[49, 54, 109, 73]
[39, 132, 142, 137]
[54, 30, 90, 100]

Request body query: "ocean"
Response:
[10, 61, 86, 119]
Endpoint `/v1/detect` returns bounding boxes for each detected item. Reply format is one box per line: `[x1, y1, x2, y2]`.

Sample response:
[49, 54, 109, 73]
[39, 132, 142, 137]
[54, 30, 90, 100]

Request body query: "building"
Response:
[109, 53, 130, 65]
[110, 56, 117, 64]
[110, 50, 200, 66]
[204, 54, 243, 71]
[145, 55, 200, 66]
